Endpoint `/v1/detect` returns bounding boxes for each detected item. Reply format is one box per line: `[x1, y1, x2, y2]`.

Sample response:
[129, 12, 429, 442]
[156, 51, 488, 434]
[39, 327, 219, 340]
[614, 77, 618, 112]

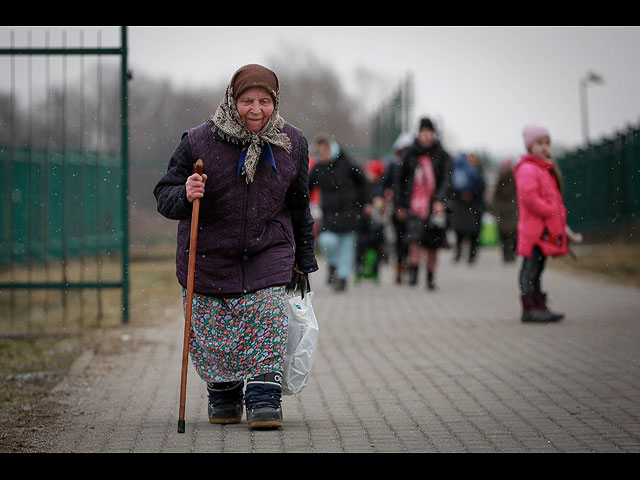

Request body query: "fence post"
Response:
[120, 26, 129, 324]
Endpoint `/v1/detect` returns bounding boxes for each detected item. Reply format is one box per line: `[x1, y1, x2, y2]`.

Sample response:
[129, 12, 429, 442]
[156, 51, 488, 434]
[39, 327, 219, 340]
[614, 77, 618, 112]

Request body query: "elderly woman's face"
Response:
[236, 87, 275, 132]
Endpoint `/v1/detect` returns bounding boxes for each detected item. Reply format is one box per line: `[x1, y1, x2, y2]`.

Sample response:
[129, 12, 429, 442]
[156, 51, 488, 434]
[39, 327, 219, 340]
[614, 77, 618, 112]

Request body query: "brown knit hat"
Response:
[230, 64, 279, 101]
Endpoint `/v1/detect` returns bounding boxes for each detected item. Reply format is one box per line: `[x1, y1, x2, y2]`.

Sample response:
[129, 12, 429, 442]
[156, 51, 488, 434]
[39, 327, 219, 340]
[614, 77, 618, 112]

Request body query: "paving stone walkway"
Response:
[42, 248, 640, 452]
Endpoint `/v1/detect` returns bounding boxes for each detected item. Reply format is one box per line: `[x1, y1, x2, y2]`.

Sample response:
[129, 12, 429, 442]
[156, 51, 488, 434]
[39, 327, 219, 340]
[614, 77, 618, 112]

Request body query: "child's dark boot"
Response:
[535, 292, 564, 321]
[521, 294, 560, 323]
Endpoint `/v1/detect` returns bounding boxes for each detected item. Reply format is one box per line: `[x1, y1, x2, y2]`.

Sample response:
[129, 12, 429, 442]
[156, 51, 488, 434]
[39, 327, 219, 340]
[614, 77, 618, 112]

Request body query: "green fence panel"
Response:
[557, 126, 640, 233]
[0, 147, 122, 265]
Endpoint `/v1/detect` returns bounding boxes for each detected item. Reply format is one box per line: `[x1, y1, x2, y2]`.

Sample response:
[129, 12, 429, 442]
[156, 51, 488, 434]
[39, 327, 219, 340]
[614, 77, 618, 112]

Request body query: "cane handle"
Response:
[193, 159, 203, 176]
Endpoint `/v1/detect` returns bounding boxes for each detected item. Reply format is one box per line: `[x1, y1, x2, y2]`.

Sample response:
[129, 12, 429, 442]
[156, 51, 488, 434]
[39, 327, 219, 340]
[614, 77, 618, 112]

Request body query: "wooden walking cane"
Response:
[178, 159, 204, 434]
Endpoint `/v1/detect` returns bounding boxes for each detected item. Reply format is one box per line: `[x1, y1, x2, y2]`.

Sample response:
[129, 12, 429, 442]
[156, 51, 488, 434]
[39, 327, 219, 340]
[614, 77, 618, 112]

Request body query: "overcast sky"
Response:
[3, 26, 640, 159]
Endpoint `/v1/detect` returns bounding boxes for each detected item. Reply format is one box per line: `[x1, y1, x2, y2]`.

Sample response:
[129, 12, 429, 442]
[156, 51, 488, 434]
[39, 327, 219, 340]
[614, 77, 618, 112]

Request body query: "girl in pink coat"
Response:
[514, 124, 568, 322]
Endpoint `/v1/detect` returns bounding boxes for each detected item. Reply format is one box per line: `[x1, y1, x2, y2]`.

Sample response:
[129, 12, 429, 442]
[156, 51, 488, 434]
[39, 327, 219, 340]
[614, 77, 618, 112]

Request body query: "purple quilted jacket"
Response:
[154, 122, 318, 296]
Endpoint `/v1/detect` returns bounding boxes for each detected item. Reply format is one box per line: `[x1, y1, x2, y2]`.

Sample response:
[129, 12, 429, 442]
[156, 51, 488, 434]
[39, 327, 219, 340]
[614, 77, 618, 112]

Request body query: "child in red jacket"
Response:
[514, 124, 568, 322]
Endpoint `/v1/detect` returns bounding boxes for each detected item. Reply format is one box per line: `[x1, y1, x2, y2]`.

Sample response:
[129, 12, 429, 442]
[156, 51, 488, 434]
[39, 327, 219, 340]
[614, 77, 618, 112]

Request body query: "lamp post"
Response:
[579, 71, 604, 146]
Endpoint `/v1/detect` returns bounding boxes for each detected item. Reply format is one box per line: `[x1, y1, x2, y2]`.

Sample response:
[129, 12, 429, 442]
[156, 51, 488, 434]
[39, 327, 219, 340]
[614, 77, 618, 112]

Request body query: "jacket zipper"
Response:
[240, 181, 251, 293]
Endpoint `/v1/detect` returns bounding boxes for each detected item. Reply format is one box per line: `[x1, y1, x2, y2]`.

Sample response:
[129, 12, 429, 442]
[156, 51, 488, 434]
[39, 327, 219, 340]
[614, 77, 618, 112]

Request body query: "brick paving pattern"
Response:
[44, 248, 640, 452]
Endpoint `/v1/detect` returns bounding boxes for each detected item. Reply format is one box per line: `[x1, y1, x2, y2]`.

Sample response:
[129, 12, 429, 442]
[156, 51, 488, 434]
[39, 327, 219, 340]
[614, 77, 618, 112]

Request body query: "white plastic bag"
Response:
[282, 291, 319, 395]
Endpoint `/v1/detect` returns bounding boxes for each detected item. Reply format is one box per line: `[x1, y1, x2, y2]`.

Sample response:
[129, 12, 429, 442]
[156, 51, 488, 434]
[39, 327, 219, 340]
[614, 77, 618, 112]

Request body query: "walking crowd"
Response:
[307, 117, 575, 303]
[309, 119, 583, 325]
[154, 63, 582, 432]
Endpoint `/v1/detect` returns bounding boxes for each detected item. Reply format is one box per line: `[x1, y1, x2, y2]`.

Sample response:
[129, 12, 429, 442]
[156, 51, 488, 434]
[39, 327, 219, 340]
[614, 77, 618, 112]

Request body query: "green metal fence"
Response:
[0, 26, 130, 329]
[557, 125, 640, 233]
[1, 147, 123, 263]
[370, 74, 413, 159]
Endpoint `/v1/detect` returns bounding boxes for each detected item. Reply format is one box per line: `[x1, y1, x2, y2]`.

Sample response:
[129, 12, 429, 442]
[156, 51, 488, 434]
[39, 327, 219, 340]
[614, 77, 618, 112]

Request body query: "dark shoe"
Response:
[245, 372, 283, 429]
[521, 295, 561, 323]
[395, 263, 403, 284]
[207, 380, 244, 424]
[334, 277, 347, 292]
[327, 266, 336, 285]
[427, 270, 436, 290]
[535, 292, 565, 321]
[408, 266, 418, 285]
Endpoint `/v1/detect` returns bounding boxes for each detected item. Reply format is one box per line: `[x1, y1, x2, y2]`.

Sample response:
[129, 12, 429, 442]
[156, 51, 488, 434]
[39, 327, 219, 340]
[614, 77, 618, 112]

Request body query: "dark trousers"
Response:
[519, 246, 546, 295]
[455, 232, 479, 261]
[500, 232, 517, 261]
[392, 216, 408, 266]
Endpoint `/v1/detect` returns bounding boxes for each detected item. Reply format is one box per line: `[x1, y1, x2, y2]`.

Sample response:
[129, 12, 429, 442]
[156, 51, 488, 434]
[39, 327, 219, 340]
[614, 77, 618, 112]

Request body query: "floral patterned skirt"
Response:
[182, 286, 288, 384]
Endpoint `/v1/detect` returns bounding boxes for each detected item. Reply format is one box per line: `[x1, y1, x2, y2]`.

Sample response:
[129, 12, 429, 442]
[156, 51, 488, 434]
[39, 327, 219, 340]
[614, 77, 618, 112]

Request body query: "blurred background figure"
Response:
[365, 157, 386, 198]
[384, 132, 414, 284]
[308, 154, 321, 238]
[395, 118, 452, 290]
[490, 158, 518, 263]
[355, 158, 386, 282]
[450, 153, 485, 265]
[309, 133, 371, 292]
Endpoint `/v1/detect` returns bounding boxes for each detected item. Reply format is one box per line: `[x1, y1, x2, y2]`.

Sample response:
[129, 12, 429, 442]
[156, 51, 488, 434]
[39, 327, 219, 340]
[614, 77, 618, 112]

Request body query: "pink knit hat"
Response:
[522, 124, 550, 149]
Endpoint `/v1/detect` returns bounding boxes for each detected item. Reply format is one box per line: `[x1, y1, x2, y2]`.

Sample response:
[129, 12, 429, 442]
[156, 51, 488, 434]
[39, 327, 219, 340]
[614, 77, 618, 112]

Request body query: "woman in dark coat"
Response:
[154, 64, 318, 429]
[395, 118, 452, 290]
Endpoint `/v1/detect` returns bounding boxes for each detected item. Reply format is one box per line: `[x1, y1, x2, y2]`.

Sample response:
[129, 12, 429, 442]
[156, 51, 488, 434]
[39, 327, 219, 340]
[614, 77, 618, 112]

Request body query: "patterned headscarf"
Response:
[208, 64, 292, 183]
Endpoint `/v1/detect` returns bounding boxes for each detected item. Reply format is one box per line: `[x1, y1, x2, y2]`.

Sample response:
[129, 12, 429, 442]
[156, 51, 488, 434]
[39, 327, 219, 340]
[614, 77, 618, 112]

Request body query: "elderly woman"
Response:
[154, 64, 318, 429]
